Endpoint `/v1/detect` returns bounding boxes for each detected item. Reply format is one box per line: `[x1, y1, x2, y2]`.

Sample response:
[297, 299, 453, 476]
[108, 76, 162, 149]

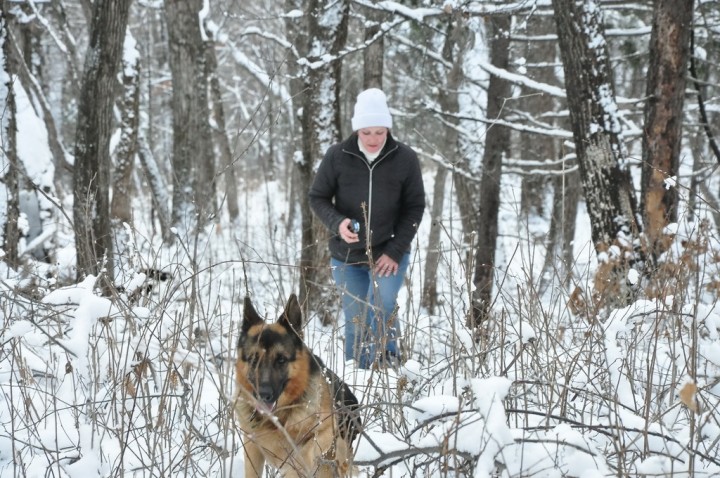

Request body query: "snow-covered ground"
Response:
[2, 158, 720, 477]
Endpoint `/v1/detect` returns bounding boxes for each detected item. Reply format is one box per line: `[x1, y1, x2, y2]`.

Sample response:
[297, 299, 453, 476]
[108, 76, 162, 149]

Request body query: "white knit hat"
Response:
[351, 88, 393, 131]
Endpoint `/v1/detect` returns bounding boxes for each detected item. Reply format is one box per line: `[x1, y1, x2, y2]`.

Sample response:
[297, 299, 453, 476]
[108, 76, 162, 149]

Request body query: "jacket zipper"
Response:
[343, 145, 398, 233]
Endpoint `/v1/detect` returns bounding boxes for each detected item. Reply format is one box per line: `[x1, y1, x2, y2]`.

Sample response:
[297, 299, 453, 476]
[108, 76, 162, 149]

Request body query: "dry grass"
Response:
[1, 201, 720, 477]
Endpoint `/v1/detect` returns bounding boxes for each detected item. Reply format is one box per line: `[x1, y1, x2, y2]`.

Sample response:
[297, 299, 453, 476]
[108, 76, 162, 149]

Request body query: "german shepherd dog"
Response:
[234, 294, 361, 477]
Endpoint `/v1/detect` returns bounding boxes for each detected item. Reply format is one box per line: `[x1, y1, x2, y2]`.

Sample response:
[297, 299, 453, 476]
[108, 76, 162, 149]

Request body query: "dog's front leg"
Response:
[243, 441, 265, 478]
[303, 429, 344, 478]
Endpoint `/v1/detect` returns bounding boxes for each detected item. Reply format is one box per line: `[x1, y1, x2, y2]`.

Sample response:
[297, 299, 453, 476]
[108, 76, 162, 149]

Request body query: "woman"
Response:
[309, 88, 425, 369]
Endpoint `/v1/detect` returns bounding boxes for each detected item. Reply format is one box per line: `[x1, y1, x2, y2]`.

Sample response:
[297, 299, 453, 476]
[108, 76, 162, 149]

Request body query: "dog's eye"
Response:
[276, 355, 288, 365]
[244, 354, 259, 366]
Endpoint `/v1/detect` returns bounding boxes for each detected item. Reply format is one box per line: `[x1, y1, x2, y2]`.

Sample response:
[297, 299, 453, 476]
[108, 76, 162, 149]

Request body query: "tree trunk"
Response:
[165, 0, 214, 239]
[206, 31, 239, 222]
[73, 0, 131, 284]
[5, 25, 72, 200]
[539, 166, 580, 295]
[137, 135, 171, 238]
[110, 31, 140, 282]
[296, 0, 349, 320]
[362, 0, 384, 89]
[111, 33, 140, 226]
[1, 8, 20, 269]
[641, 0, 694, 259]
[522, 15, 577, 295]
[470, 15, 512, 326]
[282, 0, 305, 242]
[552, 0, 641, 309]
[446, 13, 477, 237]
[423, 10, 469, 313]
[422, 165, 447, 313]
[551, 0, 640, 249]
[519, 15, 557, 219]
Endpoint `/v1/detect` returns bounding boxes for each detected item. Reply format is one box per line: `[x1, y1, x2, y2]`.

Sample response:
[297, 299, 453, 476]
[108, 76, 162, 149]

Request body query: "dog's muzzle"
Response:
[253, 384, 278, 414]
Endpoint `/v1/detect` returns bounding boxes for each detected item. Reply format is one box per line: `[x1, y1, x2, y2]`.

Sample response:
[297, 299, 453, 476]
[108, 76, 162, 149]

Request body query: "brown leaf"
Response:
[679, 381, 698, 413]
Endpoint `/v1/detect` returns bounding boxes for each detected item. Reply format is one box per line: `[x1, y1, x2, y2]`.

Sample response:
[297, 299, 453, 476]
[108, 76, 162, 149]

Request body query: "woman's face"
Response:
[358, 127, 388, 154]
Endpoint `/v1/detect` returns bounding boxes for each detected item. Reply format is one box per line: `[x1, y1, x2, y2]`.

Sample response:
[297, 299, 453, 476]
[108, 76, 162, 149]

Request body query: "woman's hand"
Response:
[375, 254, 398, 277]
[339, 218, 359, 244]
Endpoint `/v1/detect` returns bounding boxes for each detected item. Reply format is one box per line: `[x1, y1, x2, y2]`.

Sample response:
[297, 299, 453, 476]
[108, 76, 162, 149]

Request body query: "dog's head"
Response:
[235, 294, 310, 414]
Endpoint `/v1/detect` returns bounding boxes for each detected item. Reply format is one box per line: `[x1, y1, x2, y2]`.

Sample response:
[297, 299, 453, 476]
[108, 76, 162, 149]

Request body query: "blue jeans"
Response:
[331, 252, 410, 369]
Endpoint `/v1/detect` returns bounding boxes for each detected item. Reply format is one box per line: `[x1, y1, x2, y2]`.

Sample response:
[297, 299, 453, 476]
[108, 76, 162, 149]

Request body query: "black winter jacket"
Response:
[309, 132, 425, 264]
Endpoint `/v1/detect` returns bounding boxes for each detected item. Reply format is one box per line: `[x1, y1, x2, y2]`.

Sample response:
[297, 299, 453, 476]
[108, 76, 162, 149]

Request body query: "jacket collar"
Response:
[342, 131, 397, 157]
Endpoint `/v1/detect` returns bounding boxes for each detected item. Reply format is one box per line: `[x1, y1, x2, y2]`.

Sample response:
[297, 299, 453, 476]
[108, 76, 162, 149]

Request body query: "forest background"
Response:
[1, 0, 720, 476]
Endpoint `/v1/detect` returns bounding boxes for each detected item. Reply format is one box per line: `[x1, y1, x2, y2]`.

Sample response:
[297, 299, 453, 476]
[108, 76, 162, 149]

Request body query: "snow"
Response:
[198, 0, 210, 42]
[122, 31, 139, 78]
[15, 84, 54, 190]
[1, 4, 720, 478]
[42, 274, 99, 304]
[283, 9, 303, 19]
[2, 157, 720, 478]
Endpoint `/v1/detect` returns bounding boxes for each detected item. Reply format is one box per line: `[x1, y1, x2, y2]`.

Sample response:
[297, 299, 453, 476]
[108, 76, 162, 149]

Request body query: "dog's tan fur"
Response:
[234, 294, 359, 477]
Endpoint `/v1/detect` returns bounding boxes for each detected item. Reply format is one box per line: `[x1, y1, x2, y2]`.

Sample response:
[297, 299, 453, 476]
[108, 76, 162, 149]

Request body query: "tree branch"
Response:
[689, 28, 720, 164]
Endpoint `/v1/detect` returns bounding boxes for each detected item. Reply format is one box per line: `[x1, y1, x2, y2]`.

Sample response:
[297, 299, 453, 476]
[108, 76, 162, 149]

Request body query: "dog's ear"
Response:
[278, 293, 303, 339]
[242, 296, 264, 334]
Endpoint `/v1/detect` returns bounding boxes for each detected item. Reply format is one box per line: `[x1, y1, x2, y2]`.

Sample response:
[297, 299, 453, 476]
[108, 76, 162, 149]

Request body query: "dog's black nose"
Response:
[258, 385, 275, 403]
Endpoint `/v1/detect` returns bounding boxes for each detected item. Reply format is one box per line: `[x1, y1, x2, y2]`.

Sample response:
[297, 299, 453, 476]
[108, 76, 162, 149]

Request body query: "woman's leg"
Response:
[369, 252, 410, 360]
[331, 259, 371, 364]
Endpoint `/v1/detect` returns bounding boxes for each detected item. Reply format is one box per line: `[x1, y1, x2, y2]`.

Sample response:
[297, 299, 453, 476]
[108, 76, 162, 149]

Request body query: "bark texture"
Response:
[73, 0, 131, 283]
[111, 35, 140, 225]
[295, 0, 349, 319]
[362, 0, 384, 89]
[470, 15, 512, 325]
[206, 32, 239, 222]
[551, 0, 639, 249]
[423, 11, 468, 313]
[165, 0, 214, 238]
[1, 10, 20, 268]
[641, 0, 694, 258]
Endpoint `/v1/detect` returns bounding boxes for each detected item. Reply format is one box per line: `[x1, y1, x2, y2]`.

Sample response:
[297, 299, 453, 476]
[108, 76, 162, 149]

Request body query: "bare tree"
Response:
[295, 0, 349, 317]
[137, 135, 171, 238]
[447, 14, 477, 238]
[470, 15, 512, 326]
[165, 0, 214, 238]
[362, 0, 385, 89]
[1, 7, 19, 269]
[111, 32, 140, 227]
[551, 0, 640, 253]
[110, 31, 141, 279]
[205, 26, 239, 223]
[519, 17, 578, 294]
[641, 0, 695, 260]
[517, 16, 557, 219]
[423, 11, 471, 313]
[73, 0, 132, 284]
[5, 12, 72, 200]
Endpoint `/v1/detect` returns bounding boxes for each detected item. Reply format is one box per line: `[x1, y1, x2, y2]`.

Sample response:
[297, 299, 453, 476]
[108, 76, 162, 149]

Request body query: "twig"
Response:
[689, 29, 720, 164]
